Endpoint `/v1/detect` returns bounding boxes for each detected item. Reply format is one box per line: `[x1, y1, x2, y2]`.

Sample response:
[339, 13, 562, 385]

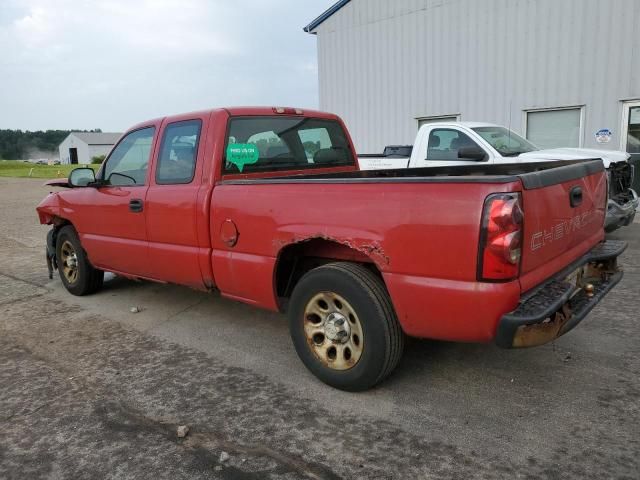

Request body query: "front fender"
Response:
[36, 192, 62, 225]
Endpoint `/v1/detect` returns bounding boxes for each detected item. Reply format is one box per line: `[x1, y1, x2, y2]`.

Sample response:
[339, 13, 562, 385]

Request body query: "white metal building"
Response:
[58, 132, 122, 165]
[305, 0, 640, 165]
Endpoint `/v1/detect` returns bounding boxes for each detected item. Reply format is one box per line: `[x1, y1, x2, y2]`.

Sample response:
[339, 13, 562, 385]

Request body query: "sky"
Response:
[0, 0, 337, 132]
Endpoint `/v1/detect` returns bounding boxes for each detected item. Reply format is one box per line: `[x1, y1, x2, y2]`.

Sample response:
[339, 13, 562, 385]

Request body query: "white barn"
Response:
[304, 0, 640, 169]
[58, 132, 122, 165]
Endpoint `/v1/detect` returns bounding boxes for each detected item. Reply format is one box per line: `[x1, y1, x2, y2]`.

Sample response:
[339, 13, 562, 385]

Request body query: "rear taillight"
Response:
[478, 193, 523, 281]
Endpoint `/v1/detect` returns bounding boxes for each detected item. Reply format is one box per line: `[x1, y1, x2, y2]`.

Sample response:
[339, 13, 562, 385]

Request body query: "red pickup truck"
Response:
[37, 107, 626, 391]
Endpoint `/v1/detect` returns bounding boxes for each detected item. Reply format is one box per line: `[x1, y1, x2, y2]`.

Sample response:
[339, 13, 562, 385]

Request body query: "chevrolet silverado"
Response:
[37, 107, 626, 391]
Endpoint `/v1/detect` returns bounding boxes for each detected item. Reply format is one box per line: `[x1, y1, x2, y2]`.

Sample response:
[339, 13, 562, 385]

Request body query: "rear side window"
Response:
[224, 117, 354, 174]
[156, 120, 202, 184]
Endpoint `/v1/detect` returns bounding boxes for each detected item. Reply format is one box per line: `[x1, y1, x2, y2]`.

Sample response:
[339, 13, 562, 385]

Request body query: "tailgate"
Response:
[518, 160, 607, 292]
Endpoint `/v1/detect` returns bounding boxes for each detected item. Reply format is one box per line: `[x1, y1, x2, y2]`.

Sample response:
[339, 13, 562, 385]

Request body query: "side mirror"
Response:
[458, 146, 488, 161]
[68, 167, 96, 187]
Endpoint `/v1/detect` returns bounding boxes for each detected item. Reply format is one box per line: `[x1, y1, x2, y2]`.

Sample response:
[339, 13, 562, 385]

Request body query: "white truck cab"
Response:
[358, 122, 631, 169]
[358, 122, 638, 231]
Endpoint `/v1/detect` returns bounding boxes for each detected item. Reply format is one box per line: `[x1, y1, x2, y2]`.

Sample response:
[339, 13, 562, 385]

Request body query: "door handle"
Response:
[129, 199, 144, 213]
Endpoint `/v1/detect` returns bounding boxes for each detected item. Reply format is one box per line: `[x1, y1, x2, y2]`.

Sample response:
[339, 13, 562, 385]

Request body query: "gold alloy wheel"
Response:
[303, 291, 364, 370]
[60, 240, 79, 284]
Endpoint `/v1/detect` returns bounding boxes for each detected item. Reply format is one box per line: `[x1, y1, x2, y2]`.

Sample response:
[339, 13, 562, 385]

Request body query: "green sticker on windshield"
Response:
[226, 143, 260, 173]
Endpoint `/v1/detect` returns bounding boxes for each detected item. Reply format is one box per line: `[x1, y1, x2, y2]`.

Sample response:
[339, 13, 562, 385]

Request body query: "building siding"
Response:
[314, 0, 640, 153]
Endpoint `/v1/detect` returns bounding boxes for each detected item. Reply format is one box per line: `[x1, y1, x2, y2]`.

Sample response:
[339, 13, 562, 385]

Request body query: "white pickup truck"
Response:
[358, 122, 638, 231]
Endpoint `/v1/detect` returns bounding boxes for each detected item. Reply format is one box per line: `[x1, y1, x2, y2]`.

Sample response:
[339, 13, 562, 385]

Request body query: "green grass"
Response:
[0, 160, 100, 179]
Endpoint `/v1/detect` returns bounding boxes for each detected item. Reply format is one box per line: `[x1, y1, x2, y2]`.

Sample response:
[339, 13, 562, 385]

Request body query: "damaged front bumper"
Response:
[496, 240, 627, 348]
[605, 188, 638, 230]
[46, 227, 58, 279]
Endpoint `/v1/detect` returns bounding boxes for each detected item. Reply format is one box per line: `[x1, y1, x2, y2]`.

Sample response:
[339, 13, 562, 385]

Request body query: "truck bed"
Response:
[222, 159, 603, 187]
[213, 157, 608, 339]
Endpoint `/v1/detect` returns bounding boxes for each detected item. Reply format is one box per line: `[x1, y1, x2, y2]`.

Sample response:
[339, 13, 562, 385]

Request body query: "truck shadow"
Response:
[385, 335, 574, 393]
[90, 267, 611, 397]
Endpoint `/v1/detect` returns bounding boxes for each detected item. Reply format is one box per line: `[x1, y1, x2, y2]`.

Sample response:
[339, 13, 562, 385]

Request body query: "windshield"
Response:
[472, 126, 538, 157]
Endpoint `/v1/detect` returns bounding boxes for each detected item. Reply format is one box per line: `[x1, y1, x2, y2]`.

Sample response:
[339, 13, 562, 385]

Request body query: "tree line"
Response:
[0, 129, 102, 160]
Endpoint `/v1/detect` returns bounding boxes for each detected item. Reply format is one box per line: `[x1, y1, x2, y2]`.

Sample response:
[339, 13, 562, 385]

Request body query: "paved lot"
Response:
[1, 176, 639, 479]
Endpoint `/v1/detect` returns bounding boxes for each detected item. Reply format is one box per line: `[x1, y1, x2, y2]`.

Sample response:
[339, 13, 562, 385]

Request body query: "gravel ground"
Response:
[0, 176, 638, 479]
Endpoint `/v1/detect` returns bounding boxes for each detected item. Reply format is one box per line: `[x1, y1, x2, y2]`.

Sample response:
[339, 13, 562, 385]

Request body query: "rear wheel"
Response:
[56, 225, 104, 296]
[288, 262, 404, 391]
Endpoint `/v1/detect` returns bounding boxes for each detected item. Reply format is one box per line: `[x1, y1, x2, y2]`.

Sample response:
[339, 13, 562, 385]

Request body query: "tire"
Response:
[288, 262, 404, 391]
[56, 225, 104, 296]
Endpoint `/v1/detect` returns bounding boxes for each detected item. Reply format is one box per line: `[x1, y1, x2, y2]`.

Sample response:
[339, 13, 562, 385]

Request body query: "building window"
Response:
[621, 101, 640, 192]
[621, 101, 640, 156]
[525, 107, 583, 149]
[417, 115, 460, 129]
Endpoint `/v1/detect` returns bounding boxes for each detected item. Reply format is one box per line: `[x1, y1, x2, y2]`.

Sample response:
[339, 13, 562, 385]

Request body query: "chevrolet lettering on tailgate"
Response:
[531, 210, 597, 251]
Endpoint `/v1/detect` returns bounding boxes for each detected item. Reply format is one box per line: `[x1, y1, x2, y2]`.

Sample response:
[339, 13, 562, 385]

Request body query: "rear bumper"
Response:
[496, 240, 627, 348]
[605, 189, 638, 230]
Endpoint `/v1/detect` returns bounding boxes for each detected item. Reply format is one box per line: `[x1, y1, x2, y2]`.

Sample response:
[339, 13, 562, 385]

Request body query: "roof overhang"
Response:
[303, 0, 351, 34]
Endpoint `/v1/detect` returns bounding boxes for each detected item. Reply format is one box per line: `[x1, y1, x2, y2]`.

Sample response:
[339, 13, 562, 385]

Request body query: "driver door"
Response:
[419, 127, 488, 167]
[74, 126, 158, 277]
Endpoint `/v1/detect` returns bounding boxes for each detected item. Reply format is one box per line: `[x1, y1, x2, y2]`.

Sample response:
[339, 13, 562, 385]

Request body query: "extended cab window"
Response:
[426, 129, 480, 161]
[103, 127, 155, 186]
[156, 120, 202, 184]
[224, 117, 354, 174]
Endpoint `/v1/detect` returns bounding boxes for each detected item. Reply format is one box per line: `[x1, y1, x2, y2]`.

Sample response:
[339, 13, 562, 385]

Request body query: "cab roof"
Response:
[126, 107, 341, 133]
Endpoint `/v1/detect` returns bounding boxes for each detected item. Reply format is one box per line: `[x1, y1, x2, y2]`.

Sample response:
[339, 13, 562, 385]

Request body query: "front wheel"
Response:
[288, 262, 404, 391]
[56, 225, 104, 296]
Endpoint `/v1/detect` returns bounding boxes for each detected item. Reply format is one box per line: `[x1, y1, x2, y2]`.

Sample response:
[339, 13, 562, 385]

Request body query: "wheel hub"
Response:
[324, 312, 351, 343]
[60, 240, 79, 284]
[302, 292, 364, 371]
